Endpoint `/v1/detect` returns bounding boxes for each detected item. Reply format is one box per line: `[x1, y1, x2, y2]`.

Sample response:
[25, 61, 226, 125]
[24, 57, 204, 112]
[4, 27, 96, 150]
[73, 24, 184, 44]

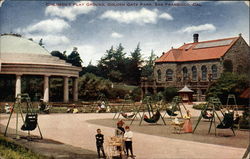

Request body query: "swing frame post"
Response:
[163, 96, 186, 118]
[193, 97, 223, 135]
[130, 103, 142, 125]
[4, 93, 43, 140]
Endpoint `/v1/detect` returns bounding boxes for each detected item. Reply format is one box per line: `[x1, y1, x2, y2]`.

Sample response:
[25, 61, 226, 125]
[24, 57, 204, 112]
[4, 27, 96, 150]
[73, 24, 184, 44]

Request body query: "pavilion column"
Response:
[43, 75, 49, 102]
[73, 78, 78, 102]
[63, 76, 69, 103]
[15, 74, 22, 97]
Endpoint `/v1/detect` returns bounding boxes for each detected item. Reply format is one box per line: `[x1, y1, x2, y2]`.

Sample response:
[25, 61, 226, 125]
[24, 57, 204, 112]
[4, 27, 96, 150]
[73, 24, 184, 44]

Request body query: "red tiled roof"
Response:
[155, 36, 239, 63]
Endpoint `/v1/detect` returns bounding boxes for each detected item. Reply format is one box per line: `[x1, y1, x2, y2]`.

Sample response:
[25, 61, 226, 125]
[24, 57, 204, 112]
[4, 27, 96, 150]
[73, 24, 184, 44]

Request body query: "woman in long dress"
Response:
[183, 110, 192, 133]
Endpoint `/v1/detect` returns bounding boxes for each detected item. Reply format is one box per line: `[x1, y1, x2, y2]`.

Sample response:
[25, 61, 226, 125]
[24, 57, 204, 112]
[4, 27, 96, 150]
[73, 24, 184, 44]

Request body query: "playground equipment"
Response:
[4, 93, 43, 139]
[113, 99, 140, 120]
[226, 94, 239, 114]
[130, 96, 166, 126]
[90, 93, 109, 113]
[163, 96, 187, 118]
[193, 97, 235, 136]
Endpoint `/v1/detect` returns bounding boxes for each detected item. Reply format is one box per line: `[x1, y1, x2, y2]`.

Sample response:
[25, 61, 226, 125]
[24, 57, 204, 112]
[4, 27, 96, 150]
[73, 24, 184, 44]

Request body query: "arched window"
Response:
[201, 65, 207, 81]
[157, 69, 161, 81]
[223, 60, 233, 72]
[166, 69, 173, 81]
[183, 67, 188, 81]
[192, 66, 197, 81]
[211, 65, 217, 80]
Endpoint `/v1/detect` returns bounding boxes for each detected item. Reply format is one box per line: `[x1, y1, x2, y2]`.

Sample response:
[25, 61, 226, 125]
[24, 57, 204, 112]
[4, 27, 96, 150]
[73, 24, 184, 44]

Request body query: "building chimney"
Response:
[193, 33, 199, 43]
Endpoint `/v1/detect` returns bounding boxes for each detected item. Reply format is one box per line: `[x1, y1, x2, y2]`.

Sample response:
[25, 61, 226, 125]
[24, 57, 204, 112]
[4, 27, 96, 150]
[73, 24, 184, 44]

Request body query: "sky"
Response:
[0, 1, 249, 66]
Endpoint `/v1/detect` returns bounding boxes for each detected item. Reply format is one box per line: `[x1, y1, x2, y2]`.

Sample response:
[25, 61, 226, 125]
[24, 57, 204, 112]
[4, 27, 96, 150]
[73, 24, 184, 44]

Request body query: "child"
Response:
[95, 129, 106, 158]
[124, 126, 135, 158]
[115, 120, 125, 137]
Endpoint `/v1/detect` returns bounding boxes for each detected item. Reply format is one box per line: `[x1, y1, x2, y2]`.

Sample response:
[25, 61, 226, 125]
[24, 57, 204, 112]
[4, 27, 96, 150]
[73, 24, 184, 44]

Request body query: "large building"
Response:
[141, 34, 250, 101]
[0, 34, 81, 102]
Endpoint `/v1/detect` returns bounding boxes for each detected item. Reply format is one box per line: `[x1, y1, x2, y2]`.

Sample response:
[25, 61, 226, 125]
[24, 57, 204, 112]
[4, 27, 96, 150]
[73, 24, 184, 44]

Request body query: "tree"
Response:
[97, 44, 126, 82]
[67, 47, 83, 67]
[78, 73, 112, 100]
[82, 63, 100, 76]
[127, 43, 143, 85]
[51, 50, 67, 61]
[206, 72, 249, 104]
[141, 50, 157, 80]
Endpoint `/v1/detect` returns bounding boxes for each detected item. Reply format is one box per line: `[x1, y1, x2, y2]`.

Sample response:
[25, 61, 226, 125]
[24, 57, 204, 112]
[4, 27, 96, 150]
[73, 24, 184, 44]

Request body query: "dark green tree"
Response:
[67, 47, 83, 67]
[78, 73, 112, 100]
[97, 46, 115, 79]
[206, 72, 249, 104]
[82, 62, 100, 76]
[141, 50, 157, 80]
[98, 44, 126, 82]
[127, 43, 143, 85]
[51, 50, 67, 61]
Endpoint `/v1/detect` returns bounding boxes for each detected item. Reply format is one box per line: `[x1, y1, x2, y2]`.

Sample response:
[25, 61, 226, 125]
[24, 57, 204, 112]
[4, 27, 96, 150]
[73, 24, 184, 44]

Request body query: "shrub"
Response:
[193, 103, 207, 110]
[78, 73, 112, 100]
[206, 72, 249, 104]
[131, 87, 141, 102]
[239, 107, 250, 129]
[107, 87, 129, 99]
[163, 87, 178, 102]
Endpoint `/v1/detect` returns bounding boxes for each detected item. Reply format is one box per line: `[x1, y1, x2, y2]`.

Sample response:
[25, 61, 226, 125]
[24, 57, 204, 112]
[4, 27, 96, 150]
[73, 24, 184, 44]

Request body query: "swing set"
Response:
[163, 96, 187, 118]
[112, 99, 140, 120]
[193, 96, 236, 136]
[4, 93, 43, 140]
[90, 93, 109, 113]
[130, 96, 166, 126]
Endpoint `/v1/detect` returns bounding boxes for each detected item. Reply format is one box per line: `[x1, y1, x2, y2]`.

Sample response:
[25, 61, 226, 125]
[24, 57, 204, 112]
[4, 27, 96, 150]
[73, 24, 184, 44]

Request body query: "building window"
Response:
[201, 65, 207, 81]
[157, 69, 161, 81]
[192, 66, 197, 81]
[166, 69, 173, 81]
[183, 67, 188, 81]
[223, 60, 233, 72]
[211, 65, 217, 80]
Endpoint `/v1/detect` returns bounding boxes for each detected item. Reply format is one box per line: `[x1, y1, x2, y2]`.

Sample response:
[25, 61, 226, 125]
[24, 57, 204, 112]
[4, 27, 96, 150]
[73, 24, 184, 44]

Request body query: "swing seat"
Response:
[217, 112, 234, 129]
[166, 109, 178, 116]
[144, 111, 161, 123]
[121, 113, 135, 119]
[21, 114, 38, 131]
[201, 110, 214, 119]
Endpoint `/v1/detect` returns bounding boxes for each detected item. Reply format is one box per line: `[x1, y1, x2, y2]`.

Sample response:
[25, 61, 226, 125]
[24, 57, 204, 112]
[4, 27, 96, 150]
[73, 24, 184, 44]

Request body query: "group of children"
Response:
[95, 120, 135, 158]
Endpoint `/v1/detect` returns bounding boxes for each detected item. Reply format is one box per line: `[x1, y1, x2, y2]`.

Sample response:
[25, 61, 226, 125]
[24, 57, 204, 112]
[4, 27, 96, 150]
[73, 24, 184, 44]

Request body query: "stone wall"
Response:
[223, 36, 250, 74]
[154, 60, 221, 83]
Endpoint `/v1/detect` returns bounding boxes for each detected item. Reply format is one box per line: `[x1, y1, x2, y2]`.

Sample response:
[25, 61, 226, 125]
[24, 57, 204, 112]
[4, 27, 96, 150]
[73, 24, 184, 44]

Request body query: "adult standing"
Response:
[183, 110, 192, 133]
